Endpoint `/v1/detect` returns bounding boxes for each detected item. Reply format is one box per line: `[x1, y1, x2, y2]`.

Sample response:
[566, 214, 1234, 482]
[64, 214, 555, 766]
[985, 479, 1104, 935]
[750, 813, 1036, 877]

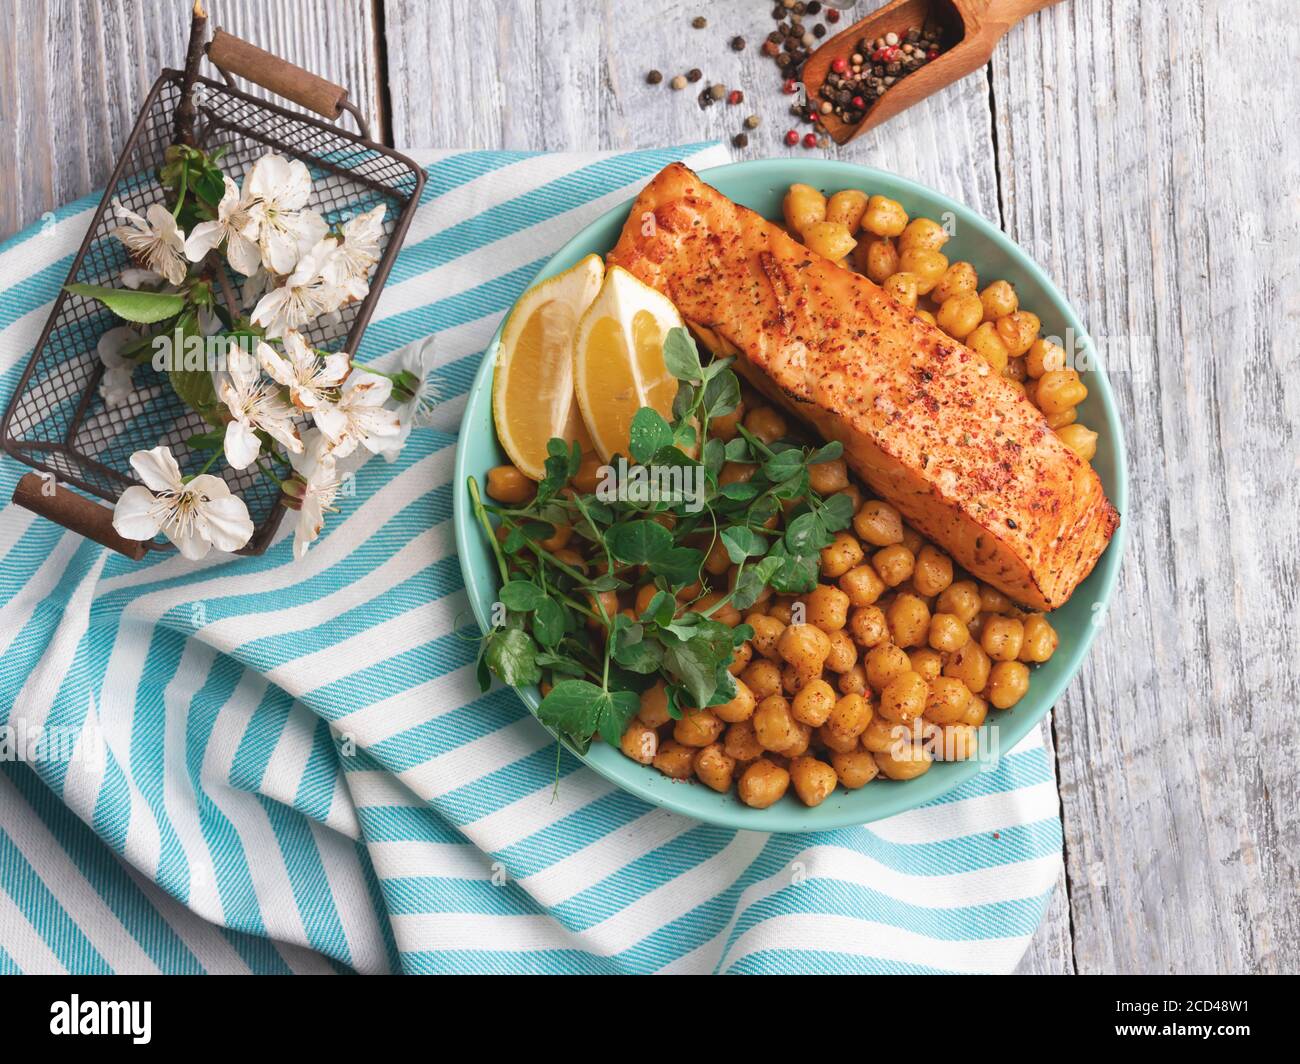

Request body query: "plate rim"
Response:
[451, 157, 1128, 833]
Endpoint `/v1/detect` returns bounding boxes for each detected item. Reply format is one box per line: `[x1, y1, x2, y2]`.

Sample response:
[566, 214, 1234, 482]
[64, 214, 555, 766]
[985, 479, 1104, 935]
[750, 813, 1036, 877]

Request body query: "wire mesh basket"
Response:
[1, 30, 425, 557]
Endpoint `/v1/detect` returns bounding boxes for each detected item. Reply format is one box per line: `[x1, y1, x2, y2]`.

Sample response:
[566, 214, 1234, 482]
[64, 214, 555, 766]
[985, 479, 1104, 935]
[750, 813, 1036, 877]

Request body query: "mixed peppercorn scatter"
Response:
[813, 27, 945, 128]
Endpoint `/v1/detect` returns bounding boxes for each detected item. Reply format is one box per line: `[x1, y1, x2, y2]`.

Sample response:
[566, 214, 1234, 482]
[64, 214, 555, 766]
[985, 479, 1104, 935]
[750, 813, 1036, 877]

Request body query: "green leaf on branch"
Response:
[65, 283, 185, 325]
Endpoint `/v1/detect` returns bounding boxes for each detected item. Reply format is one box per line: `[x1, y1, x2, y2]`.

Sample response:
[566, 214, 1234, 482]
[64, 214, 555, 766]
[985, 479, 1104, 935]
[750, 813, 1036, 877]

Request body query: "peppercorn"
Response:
[813, 23, 826, 38]
[733, 132, 749, 148]
[709, 83, 726, 101]
[744, 113, 761, 129]
[727, 89, 744, 105]
[687, 67, 702, 83]
[691, 15, 707, 29]
[762, 39, 780, 57]
[802, 132, 817, 148]
[826, 8, 840, 22]
[806, 0, 821, 12]
[731, 35, 746, 51]
[831, 56, 848, 74]
[784, 129, 799, 145]
[783, 77, 799, 94]
[670, 74, 687, 90]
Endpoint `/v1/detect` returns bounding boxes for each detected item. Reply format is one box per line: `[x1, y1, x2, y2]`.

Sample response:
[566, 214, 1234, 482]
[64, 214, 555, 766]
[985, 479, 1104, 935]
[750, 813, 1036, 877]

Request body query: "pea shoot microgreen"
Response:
[468, 326, 852, 755]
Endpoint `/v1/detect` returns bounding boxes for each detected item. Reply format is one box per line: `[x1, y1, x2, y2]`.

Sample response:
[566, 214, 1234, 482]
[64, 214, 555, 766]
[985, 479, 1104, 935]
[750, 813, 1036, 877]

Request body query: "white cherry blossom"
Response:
[258, 330, 350, 410]
[284, 429, 342, 559]
[97, 325, 138, 409]
[312, 372, 401, 459]
[322, 203, 385, 301]
[218, 348, 304, 469]
[110, 200, 188, 286]
[249, 240, 341, 338]
[241, 154, 326, 274]
[112, 446, 253, 560]
[183, 175, 261, 275]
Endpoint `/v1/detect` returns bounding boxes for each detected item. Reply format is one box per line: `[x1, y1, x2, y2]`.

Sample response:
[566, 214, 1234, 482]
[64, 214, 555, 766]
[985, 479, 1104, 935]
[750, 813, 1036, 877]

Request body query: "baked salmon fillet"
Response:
[607, 163, 1118, 611]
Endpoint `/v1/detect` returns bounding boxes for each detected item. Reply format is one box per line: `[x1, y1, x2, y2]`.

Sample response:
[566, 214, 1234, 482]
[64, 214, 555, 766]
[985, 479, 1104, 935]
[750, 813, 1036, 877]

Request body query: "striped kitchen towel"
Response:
[0, 144, 1063, 975]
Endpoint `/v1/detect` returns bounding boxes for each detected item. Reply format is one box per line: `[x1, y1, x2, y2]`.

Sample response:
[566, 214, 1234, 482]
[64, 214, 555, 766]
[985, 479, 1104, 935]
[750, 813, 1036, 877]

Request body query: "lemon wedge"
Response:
[493, 254, 604, 479]
[573, 266, 683, 462]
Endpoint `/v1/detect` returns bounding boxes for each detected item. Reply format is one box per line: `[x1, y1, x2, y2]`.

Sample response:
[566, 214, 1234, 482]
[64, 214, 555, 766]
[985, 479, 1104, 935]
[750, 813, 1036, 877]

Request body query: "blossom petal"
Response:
[223, 420, 262, 469]
[346, 375, 393, 406]
[167, 524, 212, 560]
[112, 485, 162, 541]
[257, 341, 295, 388]
[184, 219, 224, 262]
[130, 446, 183, 492]
[226, 232, 262, 276]
[311, 402, 349, 445]
[260, 224, 300, 275]
[195, 488, 254, 554]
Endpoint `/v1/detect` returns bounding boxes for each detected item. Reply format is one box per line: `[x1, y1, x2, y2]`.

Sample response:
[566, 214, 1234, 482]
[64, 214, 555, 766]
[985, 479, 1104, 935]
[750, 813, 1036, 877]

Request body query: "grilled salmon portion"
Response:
[607, 163, 1118, 611]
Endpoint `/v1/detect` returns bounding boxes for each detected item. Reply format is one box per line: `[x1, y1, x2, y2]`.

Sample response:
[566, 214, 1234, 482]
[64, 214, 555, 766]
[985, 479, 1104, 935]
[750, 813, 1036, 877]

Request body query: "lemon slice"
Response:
[493, 254, 604, 479]
[574, 266, 683, 462]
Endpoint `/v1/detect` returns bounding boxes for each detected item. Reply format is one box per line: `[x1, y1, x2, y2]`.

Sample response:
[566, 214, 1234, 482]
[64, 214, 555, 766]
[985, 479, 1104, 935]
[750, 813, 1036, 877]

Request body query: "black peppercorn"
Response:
[731, 36, 746, 51]
[733, 132, 749, 148]
[687, 67, 702, 82]
[646, 69, 663, 85]
[691, 15, 707, 29]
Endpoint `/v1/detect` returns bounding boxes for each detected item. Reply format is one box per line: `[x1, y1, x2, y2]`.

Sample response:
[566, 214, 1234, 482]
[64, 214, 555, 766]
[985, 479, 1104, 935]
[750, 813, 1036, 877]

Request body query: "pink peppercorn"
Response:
[785, 129, 800, 146]
[852, 95, 865, 109]
[831, 57, 848, 74]
[802, 132, 817, 149]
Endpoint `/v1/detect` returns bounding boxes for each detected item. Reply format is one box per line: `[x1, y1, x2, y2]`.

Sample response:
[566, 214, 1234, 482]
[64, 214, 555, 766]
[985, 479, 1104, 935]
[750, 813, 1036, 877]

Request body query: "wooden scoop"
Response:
[801, 0, 1064, 144]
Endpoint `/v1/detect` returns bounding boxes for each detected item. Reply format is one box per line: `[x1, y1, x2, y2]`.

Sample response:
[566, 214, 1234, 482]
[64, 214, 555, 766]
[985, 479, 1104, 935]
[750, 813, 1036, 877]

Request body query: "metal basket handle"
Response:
[12, 473, 148, 560]
[206, 28, 373, 140]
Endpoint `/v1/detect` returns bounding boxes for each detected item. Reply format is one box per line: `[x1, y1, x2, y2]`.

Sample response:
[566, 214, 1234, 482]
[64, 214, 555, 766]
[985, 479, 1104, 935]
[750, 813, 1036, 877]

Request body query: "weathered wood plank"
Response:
[993, 0, 1300, 974]
[0, 0, 385, 240]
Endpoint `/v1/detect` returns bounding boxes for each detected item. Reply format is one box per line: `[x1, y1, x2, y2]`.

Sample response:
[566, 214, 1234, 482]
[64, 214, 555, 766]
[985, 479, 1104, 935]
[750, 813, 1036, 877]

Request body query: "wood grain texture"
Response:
[0, 0, 384, 239]
[992, 0, 1300, 973]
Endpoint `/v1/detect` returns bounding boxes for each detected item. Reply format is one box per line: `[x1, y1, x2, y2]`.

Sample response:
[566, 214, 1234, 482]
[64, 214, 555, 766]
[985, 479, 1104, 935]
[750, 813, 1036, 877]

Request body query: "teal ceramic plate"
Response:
[452, 159, 1127, 832]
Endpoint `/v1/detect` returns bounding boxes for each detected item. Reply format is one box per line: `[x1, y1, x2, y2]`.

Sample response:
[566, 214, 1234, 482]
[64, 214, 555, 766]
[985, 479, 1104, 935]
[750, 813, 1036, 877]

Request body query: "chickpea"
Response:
[486, 465, 535, 504]
[1006, 356, 1029, 382]
[1035, 369, 1088, 415]
[728, 640, 753, 676]
[783, 183, 827, 234]
[908, 647, 943, 683]
[924, 675, 972, 725]
[853, 499, 904, 546]
[767, 600, 793, 625]
[872, 544, 915, 588]
[993, 311, 1040, 358]
[831, 750, 880, 789]
[550, 547, 586, 571]
[915, 309, 937, 326]
[536, 523, 572, 553]
[883, 271, 919, 308]
[874, 743, 933, 780]
[725, 719, 765, 763]
[777, 623, 831, 672]
[791, 677, 837, 726]
[741, 658, 783, 701]
[899, 248, 948, 295]
[835, 483, 863, 513]
[854, 234, 899, 283]
[714, 678, 757, 723]
[808, 456, 849, 495]
[703, 539, 732, 576]
[693, 743, 737, 792]
[738, 759, 791, 808]
[979, 584, 1013, 614]
[747, 613, 786, 660]
[637, 682, 671, 729]
[966, 321, 1009, 373]
[886, 592, 930, 648]
[781, 661, 813, 695]
[817, 722, 860, 754]
[911, 545, 954, 597]
[898, 217, 949, 253]
[697, 591, 741, 629]
[653, 740, 695, 779]
[961, 692, 989, 727]
[826, 188, 870, 231]
[805, 584, 851, 631]
[840, 563, 887, 607]
[804, 220, 857, 261]
[1020, 614, 1059, 663]
[862, 194, 909, 237]
[674, 707, 723, 748]
[634, 583, 660, 616]
[743, 405, 788, 444]
[826, 691, 873, 741]
[824, 628, 858, 673]
[980, 280, 1018, 322]
[709, 397, 745, 441]
[879, 670, 928, 723]
[861, 715, 909, 754]
[719, 462, 757, 488]
[849, 604, 889, 649]
[932, 261, 978, 304]
[790, 756, 839, 807]
[966, 612, 986, 642]
[864, 642, 910, 692]
[936, 292, 984, 339]
[571, 451, 604, 494]
[900, 526, 924, 555]
[987, 660, 1030, 709]
[928, 612, 971, 653]
[934, 724, 980, 762]
[753, 694, 800, 752]
[1057, 423, 1099, 461]
[620, 719, 658, 764]
[838, 663, 869, 696]
[945, 640, 991, 694]
[819, 531, 864, 579]
[1025, 337, 1066, 378]
[586, 589, 619, 628]
[1045, 406, 1078, 430]
[981, 615, 1025, 662]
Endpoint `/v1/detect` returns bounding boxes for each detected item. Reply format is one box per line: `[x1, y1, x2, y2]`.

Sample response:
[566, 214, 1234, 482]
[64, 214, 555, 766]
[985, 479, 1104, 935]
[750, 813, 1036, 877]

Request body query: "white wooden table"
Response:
[2, 0, 1295, 974]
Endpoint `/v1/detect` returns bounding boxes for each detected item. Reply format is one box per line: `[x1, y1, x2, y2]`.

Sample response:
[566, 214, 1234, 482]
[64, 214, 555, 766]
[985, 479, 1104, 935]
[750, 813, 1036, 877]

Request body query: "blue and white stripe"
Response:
[0, 144, 1062, 974]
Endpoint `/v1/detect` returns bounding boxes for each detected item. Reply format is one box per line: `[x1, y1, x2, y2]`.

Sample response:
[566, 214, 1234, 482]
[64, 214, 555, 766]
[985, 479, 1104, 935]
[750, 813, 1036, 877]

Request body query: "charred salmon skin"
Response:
[606, 163, 1118, 611]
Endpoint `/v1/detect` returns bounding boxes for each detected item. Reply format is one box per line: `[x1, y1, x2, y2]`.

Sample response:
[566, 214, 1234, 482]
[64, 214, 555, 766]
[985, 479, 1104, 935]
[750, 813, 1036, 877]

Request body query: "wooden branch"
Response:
[173, 1, 210, 146]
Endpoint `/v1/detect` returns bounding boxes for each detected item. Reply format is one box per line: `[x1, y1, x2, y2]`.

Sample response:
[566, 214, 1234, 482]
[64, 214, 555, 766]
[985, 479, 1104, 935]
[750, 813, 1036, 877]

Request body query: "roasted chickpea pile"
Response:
[782, 183, 1098, 464]
[608, 397, 1059, 810]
